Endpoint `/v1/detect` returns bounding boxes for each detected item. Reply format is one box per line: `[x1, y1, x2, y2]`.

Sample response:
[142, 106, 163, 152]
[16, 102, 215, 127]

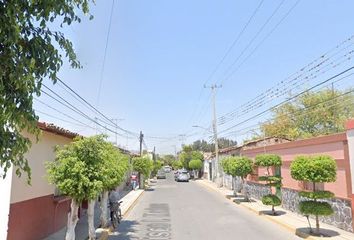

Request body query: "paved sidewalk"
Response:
[195, 179, 354, 240]
[44, 189, 144, 240]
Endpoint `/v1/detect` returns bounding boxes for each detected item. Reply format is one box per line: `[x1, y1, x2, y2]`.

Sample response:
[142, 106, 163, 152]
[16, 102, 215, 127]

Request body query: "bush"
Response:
[228, 156, 253, 178]
[262, 194, 281, 207]
[299, 191, 335, 199]
[290, 155, 336, 182]
[299, 201, 334, 216]
[290, 155, 337, 234]
[255, 154, 282, 167]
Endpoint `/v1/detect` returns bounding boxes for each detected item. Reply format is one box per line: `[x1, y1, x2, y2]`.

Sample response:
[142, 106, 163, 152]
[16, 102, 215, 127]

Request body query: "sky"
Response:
[35, 0, 354, 154]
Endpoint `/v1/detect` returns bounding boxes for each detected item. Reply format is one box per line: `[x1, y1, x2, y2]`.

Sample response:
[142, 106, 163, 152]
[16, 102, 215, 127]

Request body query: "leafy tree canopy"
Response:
[260, 89, 354, 140]
[161, 154, 176, 166]
[47, 135, 113, 202]
[189, 159, 203, 170]
[100, 143, 130, 191]
[172, 160, 183, 170]
[179, 147, 203, 169]
[222, 156, 253, 178]
[0, 0, 94, 181]
[132, 156, 153, 177]
[255, 154, 282, 167]
[191, 138, 237, 152]
[290, 155, 337, 183]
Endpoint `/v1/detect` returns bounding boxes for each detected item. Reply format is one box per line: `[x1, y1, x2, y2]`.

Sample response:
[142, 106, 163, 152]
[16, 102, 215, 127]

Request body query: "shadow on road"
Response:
[108, 220, 139, 240]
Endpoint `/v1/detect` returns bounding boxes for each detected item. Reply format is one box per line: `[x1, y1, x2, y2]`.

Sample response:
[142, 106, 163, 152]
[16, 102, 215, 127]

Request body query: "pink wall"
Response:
[241, 133, 351, 199]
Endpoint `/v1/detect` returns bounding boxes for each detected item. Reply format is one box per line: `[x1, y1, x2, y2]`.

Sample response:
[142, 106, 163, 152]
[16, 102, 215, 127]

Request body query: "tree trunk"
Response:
[315, 215, 320, 234]
[100, 191, 109, 227]
[241, 177, 249, 201]
[65, 200, 79, 240]
[87, 199, 96, 240]
[139, 173, 144, 189]
[272, 205, 275, 215]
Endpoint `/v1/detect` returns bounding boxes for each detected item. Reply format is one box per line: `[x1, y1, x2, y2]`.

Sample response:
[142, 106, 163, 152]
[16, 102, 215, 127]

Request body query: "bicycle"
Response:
[109, 200, 122, 229]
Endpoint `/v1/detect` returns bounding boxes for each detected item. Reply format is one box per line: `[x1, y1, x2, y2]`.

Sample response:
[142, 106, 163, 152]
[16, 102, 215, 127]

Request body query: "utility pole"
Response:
[153, 146, 156, 162]
[139, 131, 144, 156]
[205, 84, 222, 187]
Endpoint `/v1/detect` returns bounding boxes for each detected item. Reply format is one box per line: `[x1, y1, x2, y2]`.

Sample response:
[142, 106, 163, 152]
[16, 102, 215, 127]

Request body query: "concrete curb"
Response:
[195, 180, 321, 240]
[122, 190, 145, 217]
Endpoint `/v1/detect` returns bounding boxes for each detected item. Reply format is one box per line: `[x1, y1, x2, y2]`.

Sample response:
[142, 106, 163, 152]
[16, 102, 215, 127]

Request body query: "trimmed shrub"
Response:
[290, 155, 336, 234]
[255, 154, 282, 215]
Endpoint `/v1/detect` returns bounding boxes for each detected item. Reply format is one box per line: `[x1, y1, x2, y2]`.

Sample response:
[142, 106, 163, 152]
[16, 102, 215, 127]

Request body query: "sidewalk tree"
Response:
[161, 154, 176, 166]
[46, 135, 113, 240]
[0, 0, 93, 183]
[188, 159, 203, 178]
[132, 156, 153, 188]
[172, 160, 183, 170]
[99, 143, 129, 228]
[179, 145, 203, 170]
[221, 156, 253, 201]
[290, 155, 336, 234]
[152, 160, 163, 177]
[255, 154, 282, 215]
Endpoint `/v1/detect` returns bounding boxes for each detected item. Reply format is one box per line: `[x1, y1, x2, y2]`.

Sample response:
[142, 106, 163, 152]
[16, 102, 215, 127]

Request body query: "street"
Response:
[109, 173, 300, 240]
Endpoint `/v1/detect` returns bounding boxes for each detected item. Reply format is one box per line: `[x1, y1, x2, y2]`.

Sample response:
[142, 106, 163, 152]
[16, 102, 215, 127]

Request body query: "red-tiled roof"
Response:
[37, 122, 80, 139]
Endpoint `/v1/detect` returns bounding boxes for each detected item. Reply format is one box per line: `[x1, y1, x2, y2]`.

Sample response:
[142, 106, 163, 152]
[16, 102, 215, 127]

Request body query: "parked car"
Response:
[174, 169, 183, 181]
[164, 166, 172, 173]
[157, 170, 166, 179]
[176, 170, 190, 182]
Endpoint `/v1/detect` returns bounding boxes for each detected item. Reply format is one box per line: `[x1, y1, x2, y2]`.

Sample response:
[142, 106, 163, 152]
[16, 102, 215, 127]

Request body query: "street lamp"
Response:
[192, 125, 220, 185]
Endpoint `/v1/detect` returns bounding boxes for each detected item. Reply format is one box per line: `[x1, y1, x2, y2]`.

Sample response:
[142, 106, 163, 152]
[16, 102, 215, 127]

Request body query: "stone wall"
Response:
[281, 188, 353, 232]
[245, 182, 271, 200]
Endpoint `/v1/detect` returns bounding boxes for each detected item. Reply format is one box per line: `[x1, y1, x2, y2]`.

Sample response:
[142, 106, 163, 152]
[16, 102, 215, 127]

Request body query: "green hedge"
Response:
[255, 154, 282, 167]
[261, 194, 281, 207]
[299, 191, 335, 200]
[299, 201, 334, 216]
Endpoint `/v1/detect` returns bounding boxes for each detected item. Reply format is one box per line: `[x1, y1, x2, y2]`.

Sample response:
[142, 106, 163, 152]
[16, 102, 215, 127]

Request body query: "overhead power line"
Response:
[219, 88, 354, 139]
[97, 0, 115, 106]
[56, 77, 138, 137]
[221, 0, 286, 80]
[184, 1, 265, 132]
[218, 65, 354, 135]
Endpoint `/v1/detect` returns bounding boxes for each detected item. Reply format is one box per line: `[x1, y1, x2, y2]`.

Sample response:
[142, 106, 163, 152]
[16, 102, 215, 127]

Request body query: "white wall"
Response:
[10, 131, 72, 204]
[0, 166, 13, 240]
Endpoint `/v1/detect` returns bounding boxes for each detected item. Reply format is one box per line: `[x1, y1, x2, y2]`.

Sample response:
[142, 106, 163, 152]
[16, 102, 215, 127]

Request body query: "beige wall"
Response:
[10, 131, 72, 204]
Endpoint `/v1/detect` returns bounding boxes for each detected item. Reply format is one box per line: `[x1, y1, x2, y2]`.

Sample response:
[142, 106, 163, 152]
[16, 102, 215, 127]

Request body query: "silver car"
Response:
[176, 171, 190, 182]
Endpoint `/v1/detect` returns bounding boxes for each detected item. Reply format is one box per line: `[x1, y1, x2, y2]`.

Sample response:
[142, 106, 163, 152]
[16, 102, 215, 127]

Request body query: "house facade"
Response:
[4, 123, 78, 240]
[209, 120, 354, 232]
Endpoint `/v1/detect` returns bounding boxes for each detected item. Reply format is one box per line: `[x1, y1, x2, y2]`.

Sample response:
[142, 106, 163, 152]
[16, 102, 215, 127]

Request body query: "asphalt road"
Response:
[109, 173, 300, 240]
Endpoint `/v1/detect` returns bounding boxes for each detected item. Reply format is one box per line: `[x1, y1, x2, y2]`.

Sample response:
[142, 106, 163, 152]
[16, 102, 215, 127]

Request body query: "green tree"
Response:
[188, 159, 203, 178]
[161, 154, 176, 166]
[290, 155, 336, 234]
[0, 0, 94, 183]
[132, 156, 153, 188]
[47, 135, 110, 240]
[152, 160, 163, 177]
[99, 143, 129, 227]
[179, 145, 203, 170]
[255, 154, 282, 215]
[261, 89, 354, 140]
[191, 138, 237, 152]
[172, 160, 183, 170]
[221, 156, 253, 201]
